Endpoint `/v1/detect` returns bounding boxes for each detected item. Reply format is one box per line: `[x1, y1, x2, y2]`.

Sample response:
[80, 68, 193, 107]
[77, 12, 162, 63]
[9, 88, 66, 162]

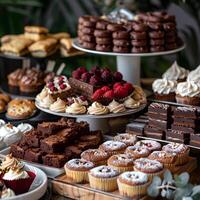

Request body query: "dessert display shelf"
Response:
[35, 101, 146, 133]
[72, 38, 185, 85]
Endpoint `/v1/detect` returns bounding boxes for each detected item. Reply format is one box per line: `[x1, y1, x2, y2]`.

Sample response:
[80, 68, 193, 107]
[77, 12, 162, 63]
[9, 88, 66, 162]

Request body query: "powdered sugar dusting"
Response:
[100, 140, 126, 151]
[109, 154, 134, 165]
[135, 140, 161, 151]
[162, 143, 188, 153]
[120, 171, 148, 184]
[90, 165, 119, 178]
[114, 133, 136, 145]
[126, 145, 149, 155]
[67, 159, 94, 169]
[176, 106, 196, 112]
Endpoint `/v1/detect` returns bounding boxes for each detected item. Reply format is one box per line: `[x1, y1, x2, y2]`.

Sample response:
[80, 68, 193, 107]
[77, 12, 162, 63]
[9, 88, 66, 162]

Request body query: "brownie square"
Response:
[148, 103, 171, 115]
[144, 125, 165, 139]
[42, 153, 66, 168]
[24, 130, 43, 147]
[174, 106, 197, 119]
[148, 112, 169, 121]
[79, 130, 102, 145]
[24, 148, 43, 163]
[65, 146, 82, 158]
[126, 122, 145, 136]
[173, 117, 199, 129]
[148, 118, 171, 130]
[166, 129, 190, 144]
[10, 143, 26, 159]
[57, 128, 78, 141]
[40, 135, 66, 153]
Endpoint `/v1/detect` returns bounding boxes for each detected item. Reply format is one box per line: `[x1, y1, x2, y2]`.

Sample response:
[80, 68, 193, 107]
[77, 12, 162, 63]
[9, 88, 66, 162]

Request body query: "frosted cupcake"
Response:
[125, 145, 150, 159]
[113, 133, 137, 146]
[65, 159, 95, 183]
[88, 165, 119, 192]
[1, 187, 15, 198]
[152, 78, 177, 102]
[176, 81, 200, 106]
[117, 171, 150, 198]
[135, 140, 161, 152]
[162, 61, 189, 82]
[187, 65, 200, 87]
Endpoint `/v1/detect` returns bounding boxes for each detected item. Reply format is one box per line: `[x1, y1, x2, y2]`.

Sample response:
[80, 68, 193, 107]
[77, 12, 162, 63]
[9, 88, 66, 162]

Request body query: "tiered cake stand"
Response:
[72, 38, 185, 85]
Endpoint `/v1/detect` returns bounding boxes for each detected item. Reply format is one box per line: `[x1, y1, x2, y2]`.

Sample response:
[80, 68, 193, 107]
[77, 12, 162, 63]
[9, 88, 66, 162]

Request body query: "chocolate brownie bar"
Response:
[148, 118, 171, 130]
[147, 112, 168, 121]
[126, 122, 146, 136]
[57, 128, 78, 141]
[144, 125, 165, 139]
[173, 117, 199, 129]
[174, 106, 197, 119]
[148, 103, 171, 115]
[10, 142, 28, 159]
[190, 134, 200, 147]
[24, 130, 44, 147]
[24, 148, 43, 163]
[40, 135, 66, 153]
[79, 130, 102, 144]
[166, 129, 190, 144]
[42, 153, 66, 168]
[171, 124, 196, 134]
[65, 145, 82, 158]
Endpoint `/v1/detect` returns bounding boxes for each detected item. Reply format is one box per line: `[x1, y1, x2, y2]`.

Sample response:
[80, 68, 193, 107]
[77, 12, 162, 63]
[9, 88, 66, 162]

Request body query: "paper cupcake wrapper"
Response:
[3, 171, 36, 195]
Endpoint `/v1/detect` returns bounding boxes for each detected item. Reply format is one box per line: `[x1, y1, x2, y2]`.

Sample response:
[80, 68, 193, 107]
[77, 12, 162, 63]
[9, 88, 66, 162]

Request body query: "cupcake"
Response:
[114, 133, 137, 146]
[99, 140, 127, 156]
[125, 145, 150, 159]
[162, 143, 190, 165]
[64, 159, 95, 183]
[107, 154, 134, 173]
[81, 149, 109, 166]
[88, 165, 119, 192]
[187, 65, 200, 87]
[134, 158, 164, 180]
[148, 150, 177, 171]
[162, 61, 189, 82]
[117, 171, 150, 198]
[3, 166, 35, 194]
[135, 140, 161, 152]
[176, 81, 200, 106]
[152, 78, 177, 102]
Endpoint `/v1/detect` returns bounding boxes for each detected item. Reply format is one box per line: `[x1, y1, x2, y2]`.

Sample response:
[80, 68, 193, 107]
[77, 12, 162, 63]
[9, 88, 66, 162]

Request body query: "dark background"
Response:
[0, 0, 199, 79]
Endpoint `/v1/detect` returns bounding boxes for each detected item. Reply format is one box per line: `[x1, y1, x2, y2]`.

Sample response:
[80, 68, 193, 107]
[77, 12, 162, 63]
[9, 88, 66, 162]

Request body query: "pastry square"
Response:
[24, 26, 48, 41]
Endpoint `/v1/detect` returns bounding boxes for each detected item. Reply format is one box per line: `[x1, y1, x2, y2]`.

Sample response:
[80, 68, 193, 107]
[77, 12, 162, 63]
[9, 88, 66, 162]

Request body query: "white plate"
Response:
[0, 162, 48, 200]
[72, 38, 185, 57]
[0, 148, 64, 178]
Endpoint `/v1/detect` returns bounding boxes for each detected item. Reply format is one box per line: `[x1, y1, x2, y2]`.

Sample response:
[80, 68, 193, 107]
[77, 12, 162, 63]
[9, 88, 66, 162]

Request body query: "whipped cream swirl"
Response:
[162, 61, 189, 81]
[124, 97, 140, 109]
[3, 167, 29, 180]
[17, 123, 33, 134]
[36, 87, 48, 102]
[187, 65, 200, 86]
[50, 98, 66, 112]
[66, 98, 86, 114]
[152, 78, 177, 94]
[176, 81, 200, 97]
[108, 100, 126, 113]
[88, 102, 109, 115]
[1, 188, 15, 198]
[39, 94, 55, 108]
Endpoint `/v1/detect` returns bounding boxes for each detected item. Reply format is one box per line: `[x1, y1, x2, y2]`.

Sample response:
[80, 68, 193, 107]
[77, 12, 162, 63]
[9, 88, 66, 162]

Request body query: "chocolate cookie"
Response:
[78, 24, 84, 31]
[131, 40, 147, 46]
[82, 27, 95, 34]
[149, 31, 164, 39]
[79, 16, 91, 25]
[96, 20, 109, 30]
[131, 46, 148, 53]
[163, 23, 176, 31]
[165, 31, 176, 37]
[113, 46, 129, 53]
[78, 38, 83, 45]
[166, 43, 177, 50]
[107, 23, 125, 32]
[150, 39, 165, 46]
[150, 46, 165, 52]
[96, 44, 112, 52]
[132, 21, 148, 32]
[81, 35, 95, 42]
[113, 39, 130, 46]
[82, 42, 96, 50]
[96, 37, 112, 45]
[130, 31, 147, 40]
[147, 22, 163, 30]
[137, 13, 149, 22]
[94, 30, 111, 37]
[78, 30, 84, 37]
[112, 31, 129, 39]
[147, 14, 163, 23]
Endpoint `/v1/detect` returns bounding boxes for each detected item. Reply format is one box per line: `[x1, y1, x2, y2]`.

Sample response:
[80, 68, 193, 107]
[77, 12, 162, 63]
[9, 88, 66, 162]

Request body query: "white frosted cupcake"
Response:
[187, 65, 200, 87]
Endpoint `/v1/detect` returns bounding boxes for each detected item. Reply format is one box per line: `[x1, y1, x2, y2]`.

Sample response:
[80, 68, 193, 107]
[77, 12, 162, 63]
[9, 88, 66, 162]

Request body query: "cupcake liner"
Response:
[65, 167, 89, 183]
[88, 174, 118, 192]
[117, 179, 150, 198]
[3, 171, 35, 195]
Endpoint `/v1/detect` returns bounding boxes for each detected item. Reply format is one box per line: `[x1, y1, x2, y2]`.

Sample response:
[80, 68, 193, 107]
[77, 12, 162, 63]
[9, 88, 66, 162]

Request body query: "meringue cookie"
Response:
[1, 188, 15, 198]
[50, 98, 66, 112]
[124, 97, 140, 109]
[88, 102, 109, 115]
[176, 81, 200, 97]
[162, 61, 189, 81]
[108, 100, 126, 113]
[17, 123, 33, 134]
[39, 94, 55, 108]
[66, 98, 86, 114]
[36, 87, 48, 102]
[187, 65, 200, 86]
[152, 78, 177, 94]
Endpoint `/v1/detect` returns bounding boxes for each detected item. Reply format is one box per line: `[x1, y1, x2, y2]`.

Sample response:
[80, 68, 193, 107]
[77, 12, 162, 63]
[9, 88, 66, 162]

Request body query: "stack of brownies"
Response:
[167, 106, 200, 144]
[10, 118, 102, 168]
[144, 103, 172, 139]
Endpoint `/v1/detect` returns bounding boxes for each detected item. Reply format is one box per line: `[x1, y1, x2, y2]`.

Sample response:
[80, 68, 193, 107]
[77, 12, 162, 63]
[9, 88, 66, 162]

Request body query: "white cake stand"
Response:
[72, 39, 185, 85]
[35, 101, 146, 133]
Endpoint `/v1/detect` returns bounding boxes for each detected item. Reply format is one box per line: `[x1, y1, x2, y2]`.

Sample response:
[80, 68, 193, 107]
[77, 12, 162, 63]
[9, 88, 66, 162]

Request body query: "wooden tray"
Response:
[52, 157, 196, 200]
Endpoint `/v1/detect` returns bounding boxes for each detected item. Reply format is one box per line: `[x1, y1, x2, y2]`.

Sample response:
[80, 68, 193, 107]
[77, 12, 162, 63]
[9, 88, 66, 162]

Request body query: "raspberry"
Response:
[72, 70, 82, 80]
[81, 72, 91, 83]
[103, 90, 114, 103]
[114, 85, 128, 99]
[92, 89, 104, 101]
[124, 83, 134, 94]
[101, 69, 113, 83]
[47, 82, 54, 88]
[79, 96, 87, 101]
[90, 66, 101, 76]
[89, 75, 101, 86]
[77, 67, 87, 74]
[113, 72, 123, 82]
[60, 84, 66, 90]
[101, 86, 110, 93]
[113, 82, 122, 90]
[50, 86, 57, 92]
